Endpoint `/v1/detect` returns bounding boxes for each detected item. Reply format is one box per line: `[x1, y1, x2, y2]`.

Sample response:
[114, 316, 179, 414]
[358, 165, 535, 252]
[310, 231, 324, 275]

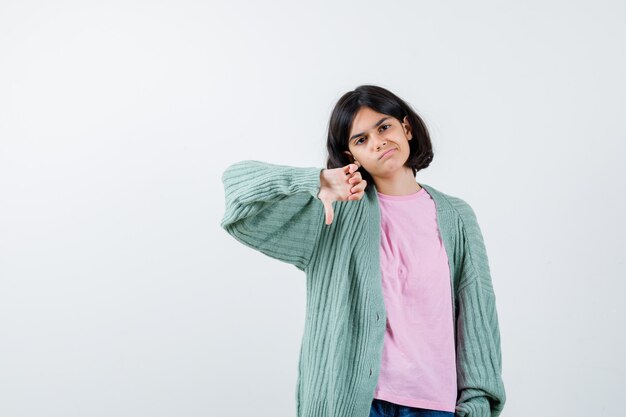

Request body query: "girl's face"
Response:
[343, 106, 413, 181]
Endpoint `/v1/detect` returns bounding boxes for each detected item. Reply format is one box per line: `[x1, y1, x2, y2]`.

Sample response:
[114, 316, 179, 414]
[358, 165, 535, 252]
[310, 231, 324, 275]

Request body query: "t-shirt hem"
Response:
[373, 390, 455, 413]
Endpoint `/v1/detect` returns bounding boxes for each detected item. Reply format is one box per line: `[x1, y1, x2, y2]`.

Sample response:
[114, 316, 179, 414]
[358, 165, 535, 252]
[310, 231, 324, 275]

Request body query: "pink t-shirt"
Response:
[373, 186, 457, 413]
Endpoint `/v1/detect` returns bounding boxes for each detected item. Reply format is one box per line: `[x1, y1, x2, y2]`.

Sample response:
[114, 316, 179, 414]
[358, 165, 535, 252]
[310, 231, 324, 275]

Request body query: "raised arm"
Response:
[220, 160, 325, 271]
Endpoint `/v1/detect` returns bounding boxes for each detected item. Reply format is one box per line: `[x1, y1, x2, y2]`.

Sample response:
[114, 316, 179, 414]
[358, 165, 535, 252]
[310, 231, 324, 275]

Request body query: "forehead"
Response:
[350, 107, 393, 134]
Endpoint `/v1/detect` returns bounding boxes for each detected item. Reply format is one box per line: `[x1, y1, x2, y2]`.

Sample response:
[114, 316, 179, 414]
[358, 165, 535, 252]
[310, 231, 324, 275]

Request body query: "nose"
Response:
[371, 134, 387, 150]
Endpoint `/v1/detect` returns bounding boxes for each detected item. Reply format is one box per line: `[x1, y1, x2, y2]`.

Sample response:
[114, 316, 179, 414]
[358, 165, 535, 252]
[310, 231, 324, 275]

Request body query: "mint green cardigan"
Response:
[220, 160, 506, 417]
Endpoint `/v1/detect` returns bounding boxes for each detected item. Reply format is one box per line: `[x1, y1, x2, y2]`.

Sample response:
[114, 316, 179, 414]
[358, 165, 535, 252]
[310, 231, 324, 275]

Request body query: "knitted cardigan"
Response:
[220, 160, 506, 417]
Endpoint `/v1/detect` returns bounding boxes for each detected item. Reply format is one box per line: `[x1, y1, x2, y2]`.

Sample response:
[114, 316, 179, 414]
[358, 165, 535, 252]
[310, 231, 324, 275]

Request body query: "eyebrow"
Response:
[350, 117, 392, 141]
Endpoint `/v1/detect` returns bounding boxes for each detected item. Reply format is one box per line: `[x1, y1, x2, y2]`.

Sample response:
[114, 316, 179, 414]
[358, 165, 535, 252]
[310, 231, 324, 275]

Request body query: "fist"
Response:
[317, 163, 367, 225]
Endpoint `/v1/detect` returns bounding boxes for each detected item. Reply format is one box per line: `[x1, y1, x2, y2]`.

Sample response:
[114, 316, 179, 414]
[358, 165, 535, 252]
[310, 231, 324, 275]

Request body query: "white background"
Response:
[1, 1, 625, 416]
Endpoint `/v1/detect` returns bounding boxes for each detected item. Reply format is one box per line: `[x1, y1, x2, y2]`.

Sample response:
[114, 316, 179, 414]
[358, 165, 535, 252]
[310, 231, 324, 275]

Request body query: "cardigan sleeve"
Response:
[454, 203, 506, 417]
[220, 160, 325, 271]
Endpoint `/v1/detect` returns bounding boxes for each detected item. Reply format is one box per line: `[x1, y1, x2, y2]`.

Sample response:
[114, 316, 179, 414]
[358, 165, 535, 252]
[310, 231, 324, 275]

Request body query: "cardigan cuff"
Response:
[455, 396, 491, 417]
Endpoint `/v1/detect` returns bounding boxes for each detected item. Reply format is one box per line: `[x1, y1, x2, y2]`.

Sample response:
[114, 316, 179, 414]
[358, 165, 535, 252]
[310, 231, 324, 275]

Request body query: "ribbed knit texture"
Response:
[220, 160, 506, 417]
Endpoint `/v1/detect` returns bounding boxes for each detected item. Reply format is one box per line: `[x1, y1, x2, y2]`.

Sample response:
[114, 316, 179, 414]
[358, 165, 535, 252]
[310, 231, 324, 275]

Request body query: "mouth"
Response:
[378, 148, 397, 160]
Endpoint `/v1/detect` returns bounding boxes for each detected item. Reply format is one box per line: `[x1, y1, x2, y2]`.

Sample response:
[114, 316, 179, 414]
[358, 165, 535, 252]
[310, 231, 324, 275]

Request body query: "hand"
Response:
[317, 163, 367, 225]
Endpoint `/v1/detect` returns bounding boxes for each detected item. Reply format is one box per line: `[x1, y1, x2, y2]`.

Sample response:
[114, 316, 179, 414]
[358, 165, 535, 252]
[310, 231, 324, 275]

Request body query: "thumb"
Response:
[322, 199, 334, 225]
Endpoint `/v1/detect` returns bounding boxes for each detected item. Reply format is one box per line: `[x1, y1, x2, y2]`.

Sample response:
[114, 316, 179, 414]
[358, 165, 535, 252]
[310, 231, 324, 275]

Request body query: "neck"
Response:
[373, 167, 422, 196]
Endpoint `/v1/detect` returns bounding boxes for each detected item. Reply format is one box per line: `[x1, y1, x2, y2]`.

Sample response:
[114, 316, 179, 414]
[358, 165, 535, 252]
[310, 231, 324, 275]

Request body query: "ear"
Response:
[403, 115, 413, 140]
[343, 150, 360, 167]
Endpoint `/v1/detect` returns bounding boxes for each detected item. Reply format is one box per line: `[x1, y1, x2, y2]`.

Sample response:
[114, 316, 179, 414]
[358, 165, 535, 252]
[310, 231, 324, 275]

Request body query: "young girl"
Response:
[220, 85, 506, 417]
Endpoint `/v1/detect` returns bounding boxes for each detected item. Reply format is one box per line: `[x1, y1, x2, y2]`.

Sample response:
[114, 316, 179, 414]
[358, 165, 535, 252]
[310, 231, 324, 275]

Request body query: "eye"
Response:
[380, 124, 391, 132]
[355, 137, 366, 145]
